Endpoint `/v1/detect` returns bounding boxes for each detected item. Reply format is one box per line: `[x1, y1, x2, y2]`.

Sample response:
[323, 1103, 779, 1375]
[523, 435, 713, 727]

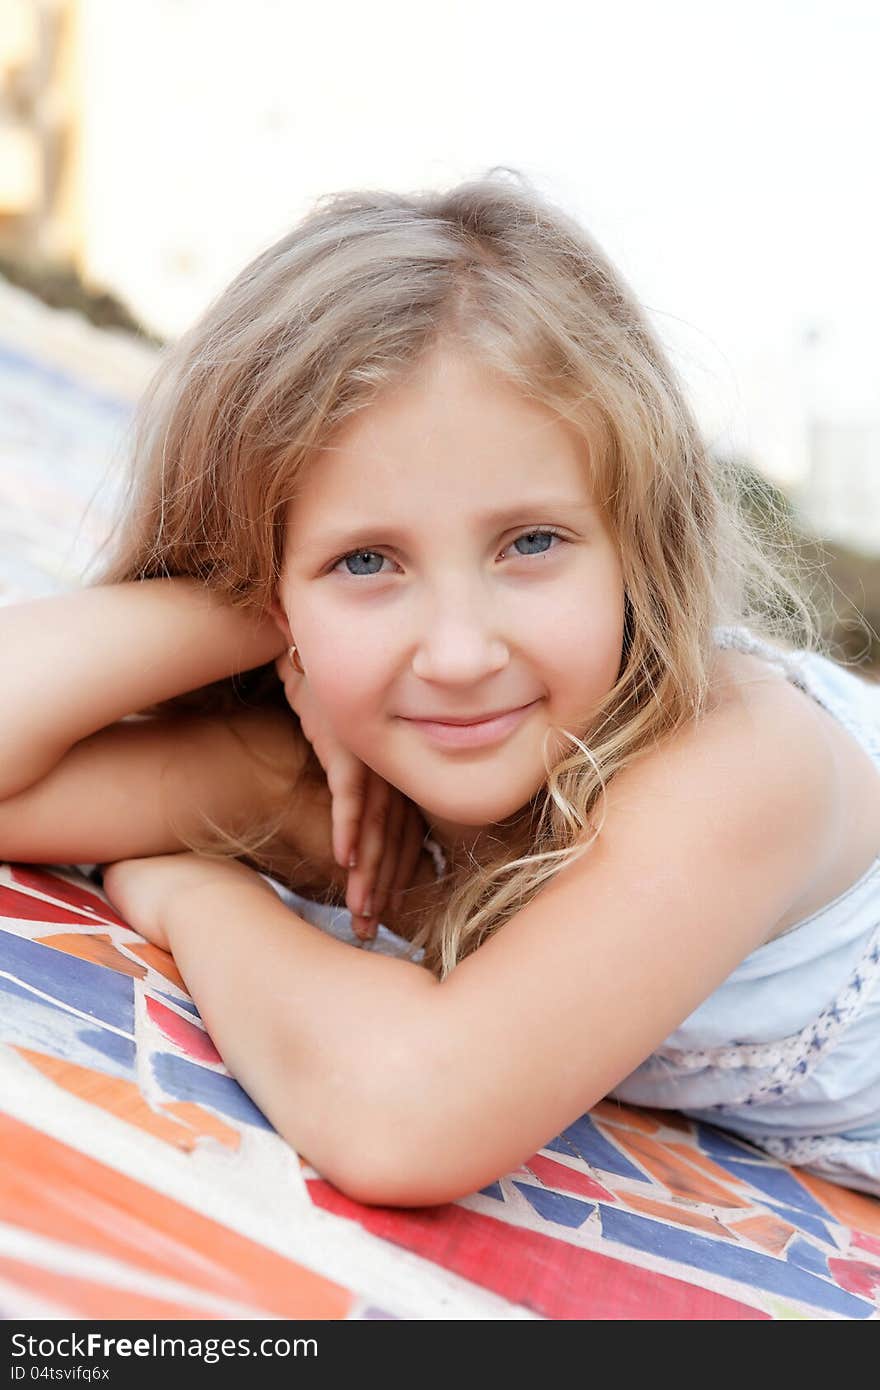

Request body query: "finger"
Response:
[347, 773, 391, 921]
[354, 815, 422, 940]
[390, 806, 429, 903]
[347, 773, 392, 926]
[384, 808, 431, 923]
[326, 756, 369, 870]
[366, 790, 407, 923]
[352, 912, 380, 943]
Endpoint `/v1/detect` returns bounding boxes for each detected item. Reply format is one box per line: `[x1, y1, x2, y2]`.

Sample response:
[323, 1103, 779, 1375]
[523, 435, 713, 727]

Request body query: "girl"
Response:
[1, 174, 879, 1207]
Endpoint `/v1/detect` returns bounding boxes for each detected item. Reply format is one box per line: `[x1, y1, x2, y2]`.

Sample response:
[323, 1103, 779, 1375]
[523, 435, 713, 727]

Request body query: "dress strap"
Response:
[713, 623, 880, 767]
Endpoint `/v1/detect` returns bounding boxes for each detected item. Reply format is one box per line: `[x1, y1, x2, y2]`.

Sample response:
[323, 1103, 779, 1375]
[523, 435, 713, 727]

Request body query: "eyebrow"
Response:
[298, 497, 596, 554]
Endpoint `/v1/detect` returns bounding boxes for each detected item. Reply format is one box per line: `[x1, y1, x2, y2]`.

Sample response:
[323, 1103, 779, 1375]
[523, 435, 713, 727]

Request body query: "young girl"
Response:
[2, 174, 879, 1207]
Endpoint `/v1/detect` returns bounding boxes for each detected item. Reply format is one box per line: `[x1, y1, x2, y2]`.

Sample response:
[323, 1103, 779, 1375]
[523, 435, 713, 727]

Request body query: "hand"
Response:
[273, 651, 430, 941]
[102, 851, 276, 952]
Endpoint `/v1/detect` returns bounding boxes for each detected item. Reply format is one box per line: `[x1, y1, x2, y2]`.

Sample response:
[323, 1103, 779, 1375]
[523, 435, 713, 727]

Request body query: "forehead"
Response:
[285, 351, 596, 531]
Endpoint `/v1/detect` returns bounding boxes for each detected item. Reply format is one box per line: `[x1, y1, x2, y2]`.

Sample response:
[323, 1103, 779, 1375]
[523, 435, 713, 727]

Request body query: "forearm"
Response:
[0, 578, 284, 799]
[162, 874, 441, 1197]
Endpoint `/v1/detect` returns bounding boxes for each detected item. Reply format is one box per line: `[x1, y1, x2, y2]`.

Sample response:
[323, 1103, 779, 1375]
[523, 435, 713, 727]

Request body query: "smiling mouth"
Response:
[402, 700, 540, 749]
[409, 705, 529, 726]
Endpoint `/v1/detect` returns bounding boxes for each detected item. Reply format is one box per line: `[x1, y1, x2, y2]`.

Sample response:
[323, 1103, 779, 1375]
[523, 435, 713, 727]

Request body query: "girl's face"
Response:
[274, 348, 626, 853]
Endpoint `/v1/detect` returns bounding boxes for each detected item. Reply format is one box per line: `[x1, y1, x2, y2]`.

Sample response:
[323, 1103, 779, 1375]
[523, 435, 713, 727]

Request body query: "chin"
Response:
[418, 786, 541, 833]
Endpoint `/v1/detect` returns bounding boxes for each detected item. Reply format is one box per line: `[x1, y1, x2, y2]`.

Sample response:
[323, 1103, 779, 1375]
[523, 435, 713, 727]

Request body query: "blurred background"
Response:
[1, 0, 878, 669]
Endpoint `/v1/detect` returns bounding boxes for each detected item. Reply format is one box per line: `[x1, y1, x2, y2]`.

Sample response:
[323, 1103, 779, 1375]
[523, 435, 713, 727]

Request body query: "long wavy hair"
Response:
[85, 170, 823, 979]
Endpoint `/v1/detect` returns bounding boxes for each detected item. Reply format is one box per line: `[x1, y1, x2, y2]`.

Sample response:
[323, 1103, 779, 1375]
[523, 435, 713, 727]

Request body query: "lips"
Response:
[402, 700, 539, 750]
[409, 707, 525, 726]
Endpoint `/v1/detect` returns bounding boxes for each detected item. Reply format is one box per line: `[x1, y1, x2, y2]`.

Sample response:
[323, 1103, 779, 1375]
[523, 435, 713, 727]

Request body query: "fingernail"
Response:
[363, 894, 373, 917]
[348, 851, 358, 869]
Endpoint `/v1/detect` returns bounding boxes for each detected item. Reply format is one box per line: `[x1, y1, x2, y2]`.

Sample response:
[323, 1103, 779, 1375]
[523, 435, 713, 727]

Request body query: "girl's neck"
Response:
[425, 808, 530, 867]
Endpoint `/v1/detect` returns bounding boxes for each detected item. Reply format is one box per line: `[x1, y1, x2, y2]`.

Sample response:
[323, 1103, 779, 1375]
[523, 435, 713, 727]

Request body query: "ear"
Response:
[266, 594, 293, 645]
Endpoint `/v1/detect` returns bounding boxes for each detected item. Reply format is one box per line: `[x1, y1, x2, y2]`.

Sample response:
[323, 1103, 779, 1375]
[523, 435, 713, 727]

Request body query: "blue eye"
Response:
[331, 528, 565, 578]
[510, 528, 563, 557]
[335, 548, 390, 577]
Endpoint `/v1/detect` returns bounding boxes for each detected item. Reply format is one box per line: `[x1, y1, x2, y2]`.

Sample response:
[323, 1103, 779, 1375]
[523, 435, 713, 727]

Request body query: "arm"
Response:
[0, 578, 284, 802]
[0, 704, 315, 876]
[153, 677, 836, 1207]
[158, 867, 439, 1200]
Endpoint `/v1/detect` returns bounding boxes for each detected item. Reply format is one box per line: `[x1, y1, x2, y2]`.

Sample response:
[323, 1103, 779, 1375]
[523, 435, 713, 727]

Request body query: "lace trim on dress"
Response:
[750, 1131, 880, 1163]
[653, 921, 880, 1109]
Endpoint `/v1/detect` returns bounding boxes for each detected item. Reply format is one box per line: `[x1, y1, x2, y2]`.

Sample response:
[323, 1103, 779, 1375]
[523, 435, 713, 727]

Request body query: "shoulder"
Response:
[706, 645, 846, 879]
[590, 646, 839, 936]
[708, 645, 880, 937]
[616, 645, 838, 870]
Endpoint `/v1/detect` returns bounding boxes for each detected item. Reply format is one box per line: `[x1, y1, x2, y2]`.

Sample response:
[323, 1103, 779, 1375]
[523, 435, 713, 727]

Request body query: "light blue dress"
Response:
[608, 624, 880, 1197]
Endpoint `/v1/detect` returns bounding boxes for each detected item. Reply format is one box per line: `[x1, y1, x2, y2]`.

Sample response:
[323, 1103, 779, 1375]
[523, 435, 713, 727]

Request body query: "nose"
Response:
[410, 590, 510, 684]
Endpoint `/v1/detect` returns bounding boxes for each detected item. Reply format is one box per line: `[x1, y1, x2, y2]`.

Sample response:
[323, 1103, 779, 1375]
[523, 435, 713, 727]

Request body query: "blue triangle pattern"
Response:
[512, 1181, 595, 1229]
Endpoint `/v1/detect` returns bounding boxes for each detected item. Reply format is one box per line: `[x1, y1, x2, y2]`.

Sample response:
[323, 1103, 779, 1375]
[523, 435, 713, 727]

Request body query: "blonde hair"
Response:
[86, 170, 824, 979]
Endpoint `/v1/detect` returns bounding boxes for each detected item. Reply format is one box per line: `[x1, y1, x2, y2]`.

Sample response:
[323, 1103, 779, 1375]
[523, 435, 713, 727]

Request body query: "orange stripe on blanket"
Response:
[603, 1128, 750, 1208]
[126, 941, 186, 989]
[0, 1253, 219, 1320]
[727, 1212, 798, 1257]
[665, 1142, 758, 1193]
[621, 1190, 737, 1238]
[0, 1112, 354, 1320]
[793, 1169, 880, 1237]
[162, 1102, 239, 1149]
[13, 1048, 239, 1152]
[35, 931, 147, 979]
[590, 1099, 661, 1133]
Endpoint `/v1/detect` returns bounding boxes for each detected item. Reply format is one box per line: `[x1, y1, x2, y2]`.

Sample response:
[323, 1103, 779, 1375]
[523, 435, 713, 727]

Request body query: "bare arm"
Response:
[0, 578, 285, 802]
[153, 677, 835, 1206]
[157, 867, 439, 1198]
[0, 704, 314, 877]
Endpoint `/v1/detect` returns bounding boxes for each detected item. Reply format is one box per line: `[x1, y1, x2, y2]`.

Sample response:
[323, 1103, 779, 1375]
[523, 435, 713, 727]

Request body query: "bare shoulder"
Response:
[594, 648, 839, 931]
[707, 647, 880, 938]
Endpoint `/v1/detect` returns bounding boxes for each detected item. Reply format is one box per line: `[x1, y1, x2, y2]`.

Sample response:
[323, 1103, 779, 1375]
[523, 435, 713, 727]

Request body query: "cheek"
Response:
[532, 583, 625, 697]
[303, 648, 389, 737]
[289, 594, 379, 708]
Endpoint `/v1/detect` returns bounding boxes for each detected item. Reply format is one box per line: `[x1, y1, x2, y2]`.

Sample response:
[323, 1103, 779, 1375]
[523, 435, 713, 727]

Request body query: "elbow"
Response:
[288, 1112, 470, 1210]
[300, 1078, 497, 1210]
[310, 1141, 487, 1210]
[273, 991, 494, 1208]
[274, 1070, 483, 1210]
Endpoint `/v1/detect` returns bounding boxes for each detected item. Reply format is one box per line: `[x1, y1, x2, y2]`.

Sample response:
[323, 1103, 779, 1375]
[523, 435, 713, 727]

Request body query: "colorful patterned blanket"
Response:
[1, 281, 879, 1320]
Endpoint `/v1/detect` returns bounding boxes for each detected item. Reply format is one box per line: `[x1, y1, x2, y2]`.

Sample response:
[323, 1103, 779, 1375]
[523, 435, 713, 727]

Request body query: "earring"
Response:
[287, 644, 305, 675]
